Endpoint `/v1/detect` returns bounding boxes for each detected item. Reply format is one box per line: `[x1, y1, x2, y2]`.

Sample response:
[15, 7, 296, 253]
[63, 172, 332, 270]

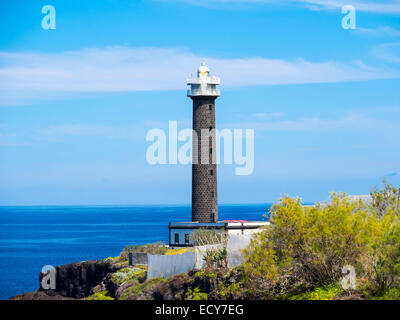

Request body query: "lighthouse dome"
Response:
[197, 62, 210, 77]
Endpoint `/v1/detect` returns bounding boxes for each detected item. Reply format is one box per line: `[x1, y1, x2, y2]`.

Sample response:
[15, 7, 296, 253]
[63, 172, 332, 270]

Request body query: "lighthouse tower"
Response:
[187, 62, 220, 223]
[168, 63, 268, 247]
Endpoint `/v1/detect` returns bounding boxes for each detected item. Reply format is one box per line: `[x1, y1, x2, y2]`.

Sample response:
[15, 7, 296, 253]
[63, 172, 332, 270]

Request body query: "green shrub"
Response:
[203, 247, 227, 269]
[111, 267, 147, 285]
[242, 185, 400, 299]
[86, 290, 114, 300]
[185, 287, 208, 300]
[282, 283, 344, 300]
[367, 183, 400, 294]
[217, 282, 241, 299]
[371, 181, 400, 217]
[118, 277, 164, 300]
[372, 287, 400, 300]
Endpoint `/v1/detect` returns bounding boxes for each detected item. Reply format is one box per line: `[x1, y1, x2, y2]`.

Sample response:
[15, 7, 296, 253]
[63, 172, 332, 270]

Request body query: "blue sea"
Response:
[0, 204, 270, 300]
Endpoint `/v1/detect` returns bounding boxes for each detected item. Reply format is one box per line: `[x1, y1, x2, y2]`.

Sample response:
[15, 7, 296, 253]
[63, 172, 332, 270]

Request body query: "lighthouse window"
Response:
[211, 192, 214, 198]
[209, 126, 212, 132]
[184, 234, 190, 244]
[209, 105, 212, 111]
[174, 233, 179, 243]
[209, 148, 212, 154]
[211, 213, 215, 222]
[210, 169, 214, 176]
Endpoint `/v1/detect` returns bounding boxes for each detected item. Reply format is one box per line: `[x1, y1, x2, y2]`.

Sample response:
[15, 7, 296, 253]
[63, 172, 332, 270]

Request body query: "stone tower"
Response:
[187, 62, 220, 223]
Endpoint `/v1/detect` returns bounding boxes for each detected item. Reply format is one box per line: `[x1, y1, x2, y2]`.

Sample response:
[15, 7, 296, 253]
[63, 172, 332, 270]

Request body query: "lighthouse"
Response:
[167, 63, 268, 247]
[187, 62, 220, 223]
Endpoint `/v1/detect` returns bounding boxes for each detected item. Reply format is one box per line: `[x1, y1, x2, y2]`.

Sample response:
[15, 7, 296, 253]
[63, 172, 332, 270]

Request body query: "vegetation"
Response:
[190, 228, 228, 269]
[67, 183, 399, 301]
[85, 290, 114, 301]
[185, 287, 208, 300]
[372, 287, 400, 300]
[190, 228, 228, 246]
[110, 267, 147, 285]
[241, 182, 400, 299]
[119, 242, 168, 261]
[279, 283, 344, 300]
[165, 247, 194, 255]
[203, 247, 227, 269]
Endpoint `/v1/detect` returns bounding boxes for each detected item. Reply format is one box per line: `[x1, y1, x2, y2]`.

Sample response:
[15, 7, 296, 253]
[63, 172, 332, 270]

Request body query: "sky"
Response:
[0, 0, 399, 205]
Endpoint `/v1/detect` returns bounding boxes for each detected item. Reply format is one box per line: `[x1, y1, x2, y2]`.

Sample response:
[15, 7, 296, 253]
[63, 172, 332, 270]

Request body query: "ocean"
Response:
[0, 204, 270, 300]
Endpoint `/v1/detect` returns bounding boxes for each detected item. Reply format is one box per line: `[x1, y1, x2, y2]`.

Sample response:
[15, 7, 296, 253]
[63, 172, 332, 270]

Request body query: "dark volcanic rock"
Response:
[39, 260, 119, 299]
[10, 290, 75, 300]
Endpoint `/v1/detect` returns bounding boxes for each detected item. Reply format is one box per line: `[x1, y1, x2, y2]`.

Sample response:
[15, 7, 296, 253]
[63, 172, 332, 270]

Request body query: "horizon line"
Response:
[0, 201, 317, 208]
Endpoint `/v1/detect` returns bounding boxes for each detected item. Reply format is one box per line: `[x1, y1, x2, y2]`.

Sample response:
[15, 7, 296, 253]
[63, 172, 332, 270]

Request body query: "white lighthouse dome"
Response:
[187, 62, 220, 97]
[197, 62, 210, 77]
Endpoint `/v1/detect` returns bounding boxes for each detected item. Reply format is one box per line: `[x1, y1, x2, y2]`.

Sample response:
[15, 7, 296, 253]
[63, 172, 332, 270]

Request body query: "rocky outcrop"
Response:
[11, 260, 122, 300]
[11, 260, 242, 300]
[10, 290, 76, 300]
[39, 260, 120, 298]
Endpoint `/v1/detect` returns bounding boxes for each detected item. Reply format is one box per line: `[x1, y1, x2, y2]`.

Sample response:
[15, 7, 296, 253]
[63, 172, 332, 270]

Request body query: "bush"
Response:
[371, 181, 400, 217]
[242, 185, 400, 299]
[85, 290, 114, 300]
[190, 228, 228, 270]
[367, 184, 400, 293]
[372, 287, 400, 300]
[190, 228, 228, 246]
[281, 283, 344, 300]
[203, 247, 227, 269]
[111, 267, 147, 285]
[185, 287, 208, 300]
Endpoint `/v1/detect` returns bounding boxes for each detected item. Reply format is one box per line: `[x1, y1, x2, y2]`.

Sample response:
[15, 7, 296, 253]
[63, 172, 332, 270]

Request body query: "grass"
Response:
[281, 283, 344, 300]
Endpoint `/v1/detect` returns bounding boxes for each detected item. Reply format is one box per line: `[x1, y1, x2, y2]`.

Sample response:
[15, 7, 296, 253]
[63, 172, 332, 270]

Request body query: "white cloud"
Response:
[39, 124, 115, 137]
[0, 123, 145, 145]
[252, 112, 285, 118]
[0, 109, 397, 148]
[373, 42, 400, 64]
[357, 26, 400, 37]
[0, 46, 398, 106]
[35, 123, 151, 142]
[222, 111, 396, 132]
[164, 0, 400, 14]
[297, 0, 400, 14]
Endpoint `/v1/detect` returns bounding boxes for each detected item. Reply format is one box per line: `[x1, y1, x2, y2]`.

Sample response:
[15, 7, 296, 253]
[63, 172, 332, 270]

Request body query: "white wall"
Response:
[147, 252, 196, 279]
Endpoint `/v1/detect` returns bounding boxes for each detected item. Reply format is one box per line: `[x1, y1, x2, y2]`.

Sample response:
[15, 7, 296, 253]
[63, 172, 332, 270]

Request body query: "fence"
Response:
[227, 234, 252, 268]
[129, 252, 148, 266]
[147, 252, 196, 279]
[194, 244, 224, 269]
[145, 234, 254, 279]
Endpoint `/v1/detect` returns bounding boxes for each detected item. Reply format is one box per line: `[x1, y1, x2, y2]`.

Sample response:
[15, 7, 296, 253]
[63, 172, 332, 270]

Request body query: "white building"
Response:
[168, 220, 269, 247]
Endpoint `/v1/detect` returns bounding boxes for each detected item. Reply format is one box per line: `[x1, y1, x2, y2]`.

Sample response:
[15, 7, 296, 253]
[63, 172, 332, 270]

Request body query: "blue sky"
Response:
[0, 0, 399, 205]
